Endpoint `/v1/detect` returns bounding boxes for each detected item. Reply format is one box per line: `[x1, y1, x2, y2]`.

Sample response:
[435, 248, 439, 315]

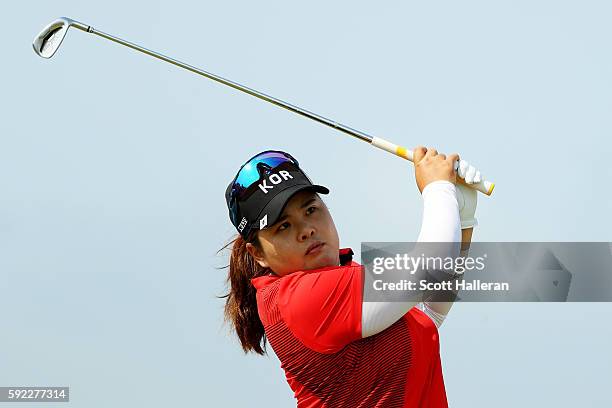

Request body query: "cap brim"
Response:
[255, 184, 329, 232]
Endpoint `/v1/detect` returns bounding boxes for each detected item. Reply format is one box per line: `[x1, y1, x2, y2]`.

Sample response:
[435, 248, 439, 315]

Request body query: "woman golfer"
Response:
[222, 147, 480, 407]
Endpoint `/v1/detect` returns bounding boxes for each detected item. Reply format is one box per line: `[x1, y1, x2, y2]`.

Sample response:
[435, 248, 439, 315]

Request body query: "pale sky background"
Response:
[2, 1, 611, 406]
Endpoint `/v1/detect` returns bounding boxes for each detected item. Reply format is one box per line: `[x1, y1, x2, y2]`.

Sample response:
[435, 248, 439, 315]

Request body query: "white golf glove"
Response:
[456, 159, 483, 184]
[455, 160, 480, 229]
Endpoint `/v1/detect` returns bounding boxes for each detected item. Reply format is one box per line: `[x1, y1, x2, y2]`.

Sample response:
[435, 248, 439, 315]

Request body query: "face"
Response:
[246, 190, 340, 277]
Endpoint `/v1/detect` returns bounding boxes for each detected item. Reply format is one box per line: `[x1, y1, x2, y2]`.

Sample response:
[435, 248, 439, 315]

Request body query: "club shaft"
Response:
[73, 22, 374, 144]
[63, 19, 494, 195]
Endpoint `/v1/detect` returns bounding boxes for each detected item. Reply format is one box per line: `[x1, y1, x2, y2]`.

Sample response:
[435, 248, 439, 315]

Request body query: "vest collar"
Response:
[339, 247, 354, 266]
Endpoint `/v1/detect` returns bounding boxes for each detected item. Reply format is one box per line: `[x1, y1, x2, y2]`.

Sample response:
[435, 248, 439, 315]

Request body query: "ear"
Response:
[246, 242, 269, 268]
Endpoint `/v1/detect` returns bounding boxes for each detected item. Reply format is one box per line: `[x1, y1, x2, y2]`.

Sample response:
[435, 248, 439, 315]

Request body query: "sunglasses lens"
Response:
[229, 151, 299, 234]
[233, 152, 296, 191]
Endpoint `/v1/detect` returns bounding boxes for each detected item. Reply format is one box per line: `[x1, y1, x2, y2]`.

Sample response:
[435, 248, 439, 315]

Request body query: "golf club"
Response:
[33, 17, 495, 195]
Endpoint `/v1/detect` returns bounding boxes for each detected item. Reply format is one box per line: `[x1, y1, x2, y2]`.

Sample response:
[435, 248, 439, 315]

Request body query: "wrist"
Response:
[461, 228, 473, 252]
[460, 218, 478, 229]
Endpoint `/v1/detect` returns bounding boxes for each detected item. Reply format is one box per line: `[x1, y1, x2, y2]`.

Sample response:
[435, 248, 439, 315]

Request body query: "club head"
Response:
[32, 17, 77, 59]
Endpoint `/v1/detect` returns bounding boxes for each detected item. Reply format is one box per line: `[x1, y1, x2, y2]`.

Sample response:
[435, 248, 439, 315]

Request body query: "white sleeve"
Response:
[415, 301, 448, 329]
[361, 181, 461, 337]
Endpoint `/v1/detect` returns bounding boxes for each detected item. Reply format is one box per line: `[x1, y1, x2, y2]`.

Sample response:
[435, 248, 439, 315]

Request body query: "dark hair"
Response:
[217, 232, 270, 355]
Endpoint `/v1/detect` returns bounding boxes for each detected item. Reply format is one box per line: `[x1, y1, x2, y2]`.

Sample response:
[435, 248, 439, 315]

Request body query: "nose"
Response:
[298, 223, 316, 242]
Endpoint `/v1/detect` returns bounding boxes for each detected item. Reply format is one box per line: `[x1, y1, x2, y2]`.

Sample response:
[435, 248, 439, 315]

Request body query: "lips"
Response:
[305, 241, 324, 255]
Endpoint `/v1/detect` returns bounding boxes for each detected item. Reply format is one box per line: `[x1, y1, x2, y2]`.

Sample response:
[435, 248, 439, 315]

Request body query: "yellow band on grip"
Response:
[370, 136, 494, 196]
[396, 146, 411, 160]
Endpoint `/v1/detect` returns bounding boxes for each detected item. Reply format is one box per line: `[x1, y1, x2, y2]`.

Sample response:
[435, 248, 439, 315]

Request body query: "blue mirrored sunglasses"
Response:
[233, 151, 298, 191]
[228, 151, 299, 227]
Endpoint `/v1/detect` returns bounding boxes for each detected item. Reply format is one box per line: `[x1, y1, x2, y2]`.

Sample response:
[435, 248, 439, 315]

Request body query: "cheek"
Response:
[322, 212, 339, 241]
[275, 240, 304, 260]
[262, 240, 283, 262]
[262, 237, 303, 268]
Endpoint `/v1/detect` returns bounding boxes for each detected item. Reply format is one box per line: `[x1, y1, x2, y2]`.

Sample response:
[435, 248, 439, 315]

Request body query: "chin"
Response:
[308, 253, 339, 269]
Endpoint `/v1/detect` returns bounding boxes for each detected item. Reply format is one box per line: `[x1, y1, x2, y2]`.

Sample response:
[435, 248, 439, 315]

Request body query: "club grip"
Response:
[371, 136, 495, 196]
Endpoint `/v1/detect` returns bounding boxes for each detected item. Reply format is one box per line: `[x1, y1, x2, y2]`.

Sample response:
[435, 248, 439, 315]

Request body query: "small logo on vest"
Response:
[238, 217, 248, 232]
[259, 214, 268, 230]
[258, 170, 293, 194]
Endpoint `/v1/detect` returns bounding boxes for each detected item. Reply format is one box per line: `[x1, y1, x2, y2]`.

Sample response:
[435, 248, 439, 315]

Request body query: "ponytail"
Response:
[218, 233, 270, 355]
